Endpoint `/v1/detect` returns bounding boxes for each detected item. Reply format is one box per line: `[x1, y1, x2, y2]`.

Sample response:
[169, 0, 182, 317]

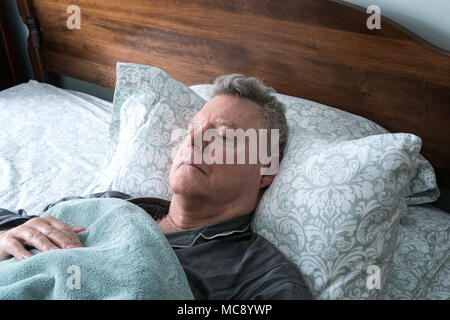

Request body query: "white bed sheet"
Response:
[0, 81, 112, 215]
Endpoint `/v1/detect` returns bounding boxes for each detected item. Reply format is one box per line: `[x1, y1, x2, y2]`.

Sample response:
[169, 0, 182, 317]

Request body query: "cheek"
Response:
[168, 165, 179, 189]
[206, 139, 243, 165]
[174, 139, 189, 162]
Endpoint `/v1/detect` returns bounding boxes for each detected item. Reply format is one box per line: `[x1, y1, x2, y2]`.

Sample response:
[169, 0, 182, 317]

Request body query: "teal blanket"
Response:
[0, 198, 194, 299]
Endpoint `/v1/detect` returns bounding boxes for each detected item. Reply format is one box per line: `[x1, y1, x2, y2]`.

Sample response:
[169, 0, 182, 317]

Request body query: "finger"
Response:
[72, 227, 87, 233]
[40, 216, 83, 247]
[10, 226, 60, 253]
[3, 236, 34, 261]
[28, 219, 82, 249]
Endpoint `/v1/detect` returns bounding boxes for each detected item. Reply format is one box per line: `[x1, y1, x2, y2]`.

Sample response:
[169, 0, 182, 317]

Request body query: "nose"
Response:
[189, 120, 210, 152]
[187, 120, 211, 164]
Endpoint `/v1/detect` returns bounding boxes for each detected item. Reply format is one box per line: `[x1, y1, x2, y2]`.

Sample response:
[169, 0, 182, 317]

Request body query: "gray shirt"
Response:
[0, 191, 311, 300]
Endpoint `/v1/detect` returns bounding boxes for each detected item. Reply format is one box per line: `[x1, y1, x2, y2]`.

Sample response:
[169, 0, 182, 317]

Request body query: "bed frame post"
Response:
[16, 0, 46, 82]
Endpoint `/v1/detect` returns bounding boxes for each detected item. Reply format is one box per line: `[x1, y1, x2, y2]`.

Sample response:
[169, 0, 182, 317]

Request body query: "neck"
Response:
[158, 193, 255, 234]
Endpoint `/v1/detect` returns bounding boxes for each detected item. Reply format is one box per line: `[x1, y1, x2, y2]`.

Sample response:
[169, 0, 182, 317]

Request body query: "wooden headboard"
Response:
[17, 0, 450, 187]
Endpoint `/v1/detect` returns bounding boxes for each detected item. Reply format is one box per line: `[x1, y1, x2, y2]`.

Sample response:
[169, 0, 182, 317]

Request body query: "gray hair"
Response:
[212, 74, 289, 160]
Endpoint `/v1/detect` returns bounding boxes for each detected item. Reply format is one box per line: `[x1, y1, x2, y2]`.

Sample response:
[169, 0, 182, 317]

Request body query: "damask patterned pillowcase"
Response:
[252, 133, 422, 299]
[84, 64, 205, 197]
[106, 62, 205, 162]
[190, 84, 440, 206]
[382, 204, 450, 300]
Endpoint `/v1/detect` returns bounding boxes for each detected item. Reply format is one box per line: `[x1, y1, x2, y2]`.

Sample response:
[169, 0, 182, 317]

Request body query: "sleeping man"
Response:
[0, 74, 311, 300]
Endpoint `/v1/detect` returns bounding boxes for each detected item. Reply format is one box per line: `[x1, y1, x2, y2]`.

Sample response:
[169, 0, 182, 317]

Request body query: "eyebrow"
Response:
[214, 119, 236, 128]
[188, 119, 237, 128]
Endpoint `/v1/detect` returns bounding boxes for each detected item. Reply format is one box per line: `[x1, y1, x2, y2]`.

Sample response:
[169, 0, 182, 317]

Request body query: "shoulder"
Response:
[241, 232, 312, 300]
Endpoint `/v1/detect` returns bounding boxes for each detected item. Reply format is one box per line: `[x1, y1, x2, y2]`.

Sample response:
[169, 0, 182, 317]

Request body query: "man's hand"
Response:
[0, 216, 86, 262]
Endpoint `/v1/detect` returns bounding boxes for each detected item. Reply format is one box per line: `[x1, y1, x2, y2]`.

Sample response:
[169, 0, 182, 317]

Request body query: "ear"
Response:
[258, 154, 280, 189]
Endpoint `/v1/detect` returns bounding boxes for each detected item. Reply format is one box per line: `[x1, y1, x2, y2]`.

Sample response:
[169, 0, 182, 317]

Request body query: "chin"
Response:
[169, 172, 205, 197]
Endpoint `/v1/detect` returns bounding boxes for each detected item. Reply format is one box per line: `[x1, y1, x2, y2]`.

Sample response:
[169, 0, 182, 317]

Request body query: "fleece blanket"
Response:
[0, 198, 194, 299]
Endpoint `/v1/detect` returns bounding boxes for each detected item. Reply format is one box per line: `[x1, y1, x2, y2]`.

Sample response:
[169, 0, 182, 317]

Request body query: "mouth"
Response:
[181, 161, 207, 175]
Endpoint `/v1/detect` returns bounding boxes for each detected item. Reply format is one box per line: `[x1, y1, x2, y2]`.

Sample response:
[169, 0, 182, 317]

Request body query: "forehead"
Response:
[195, 94, 266, 129]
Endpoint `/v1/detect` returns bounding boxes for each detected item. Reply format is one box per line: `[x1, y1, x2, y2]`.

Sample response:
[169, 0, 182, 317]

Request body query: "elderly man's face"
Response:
[169, 94, 272, 206]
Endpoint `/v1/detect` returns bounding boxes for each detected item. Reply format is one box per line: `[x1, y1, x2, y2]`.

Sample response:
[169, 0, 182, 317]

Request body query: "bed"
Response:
[0, 0, 449, 299]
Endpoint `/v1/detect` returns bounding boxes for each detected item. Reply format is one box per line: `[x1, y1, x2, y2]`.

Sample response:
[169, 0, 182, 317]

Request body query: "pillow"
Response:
[382, 204, 450, 300]
[189, 84, 440, 206]
[252, 133, 422, 299]
[107, 63, 204, 161]
[84, 63, 205, 197]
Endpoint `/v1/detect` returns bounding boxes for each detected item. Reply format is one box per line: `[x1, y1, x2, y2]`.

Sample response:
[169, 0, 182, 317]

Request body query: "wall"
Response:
[342, 0, 450, 51]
